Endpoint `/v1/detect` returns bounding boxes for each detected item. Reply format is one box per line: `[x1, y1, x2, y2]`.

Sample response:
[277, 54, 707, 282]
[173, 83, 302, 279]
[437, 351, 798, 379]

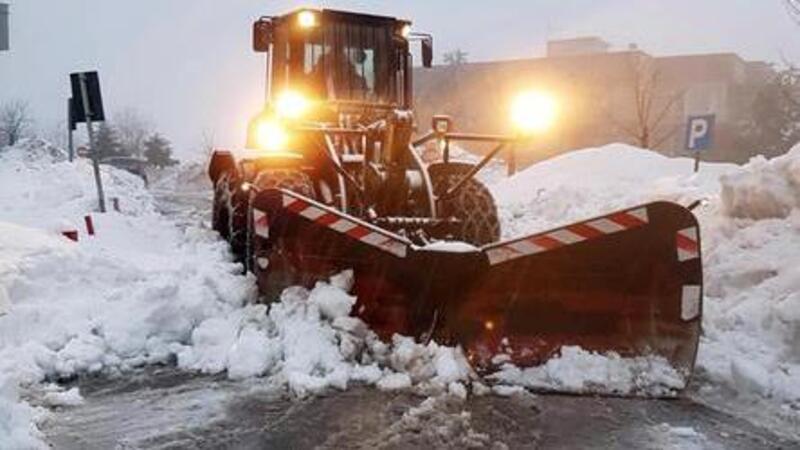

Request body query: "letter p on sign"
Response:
[685, 115, 715, 152]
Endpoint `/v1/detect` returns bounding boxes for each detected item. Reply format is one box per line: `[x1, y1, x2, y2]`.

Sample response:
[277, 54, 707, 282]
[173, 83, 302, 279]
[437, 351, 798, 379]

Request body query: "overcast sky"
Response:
[1, 1, 798, 159]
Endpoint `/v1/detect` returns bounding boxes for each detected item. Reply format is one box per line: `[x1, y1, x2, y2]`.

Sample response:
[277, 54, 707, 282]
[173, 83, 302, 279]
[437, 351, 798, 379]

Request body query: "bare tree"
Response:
[785, 0, 800, 25]
[43, 120, 69, 150]
[443, 49, 468, 66]
[609, 56, 684, 150]
[0, 99, 33, 146]
[114, 108, 153, 157]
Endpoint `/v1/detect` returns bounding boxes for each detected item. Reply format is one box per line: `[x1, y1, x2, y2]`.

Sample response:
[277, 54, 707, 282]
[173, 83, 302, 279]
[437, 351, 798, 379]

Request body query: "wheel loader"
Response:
[208, 8, 703, 388]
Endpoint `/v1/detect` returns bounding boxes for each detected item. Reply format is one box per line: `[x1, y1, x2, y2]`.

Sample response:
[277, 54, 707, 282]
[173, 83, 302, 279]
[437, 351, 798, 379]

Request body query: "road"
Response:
[37, 180, 799, 449]
[40, 366, 793, 449]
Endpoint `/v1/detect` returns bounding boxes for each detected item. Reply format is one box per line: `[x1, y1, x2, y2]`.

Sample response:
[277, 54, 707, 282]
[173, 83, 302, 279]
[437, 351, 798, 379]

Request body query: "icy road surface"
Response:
[36, 184, 796, 450]
[41, 366, 792, 450]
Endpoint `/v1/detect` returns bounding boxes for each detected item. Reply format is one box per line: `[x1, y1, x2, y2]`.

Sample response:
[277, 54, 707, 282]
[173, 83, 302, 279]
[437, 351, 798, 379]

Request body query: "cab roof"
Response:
[271, 8, 411, 27]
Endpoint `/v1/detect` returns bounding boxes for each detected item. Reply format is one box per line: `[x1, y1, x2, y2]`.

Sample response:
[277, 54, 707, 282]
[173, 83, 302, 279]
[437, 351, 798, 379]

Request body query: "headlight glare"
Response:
[511, 90, 559, 134]
[275, 90, 310, 120]
[256, 119, 288, 151]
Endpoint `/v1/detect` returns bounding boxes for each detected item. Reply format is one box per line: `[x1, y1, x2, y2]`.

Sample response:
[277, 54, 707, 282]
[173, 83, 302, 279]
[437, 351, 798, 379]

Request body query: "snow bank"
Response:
[491, 144, 735, 238]
[0, 138, 154, 230]
[721, 145, 800, 219]
[0, 140, 251, 448]
[700, 147, 800, 408]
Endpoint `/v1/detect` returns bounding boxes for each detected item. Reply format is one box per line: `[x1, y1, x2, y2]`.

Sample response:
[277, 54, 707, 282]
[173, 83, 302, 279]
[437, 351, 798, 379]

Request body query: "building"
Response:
[546, 37, 611, 57]
[414, 38, 774, 166]
[0, 3, 8, 51]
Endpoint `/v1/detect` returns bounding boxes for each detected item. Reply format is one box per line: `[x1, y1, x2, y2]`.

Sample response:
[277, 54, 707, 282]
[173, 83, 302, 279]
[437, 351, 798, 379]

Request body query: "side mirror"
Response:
[253, 19, 273, 53]
[422, 37, 433, 68]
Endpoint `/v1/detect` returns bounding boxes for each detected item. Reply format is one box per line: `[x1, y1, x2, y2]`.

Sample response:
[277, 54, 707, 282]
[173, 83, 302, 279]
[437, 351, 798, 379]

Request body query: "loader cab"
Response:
[253, 8, 433, 111]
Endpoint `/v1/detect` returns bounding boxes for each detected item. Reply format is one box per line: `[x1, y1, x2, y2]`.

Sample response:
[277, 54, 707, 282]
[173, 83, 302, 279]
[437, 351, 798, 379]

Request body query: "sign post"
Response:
[685, 114, 715, 173]
[67, 98, 76, 162]
[70, 71, 107, 212]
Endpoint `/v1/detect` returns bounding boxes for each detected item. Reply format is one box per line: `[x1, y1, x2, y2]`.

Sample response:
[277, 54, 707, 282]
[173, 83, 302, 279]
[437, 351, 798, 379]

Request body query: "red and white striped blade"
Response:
[451, 201, 703, 385]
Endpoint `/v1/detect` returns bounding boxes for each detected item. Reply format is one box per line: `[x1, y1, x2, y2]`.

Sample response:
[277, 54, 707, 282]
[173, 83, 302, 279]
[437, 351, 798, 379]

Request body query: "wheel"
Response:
[251, 169, 316, 198]
[246, 170, 316, 298]
[213, 172, 248, 262]
[430, 168, 501, 246]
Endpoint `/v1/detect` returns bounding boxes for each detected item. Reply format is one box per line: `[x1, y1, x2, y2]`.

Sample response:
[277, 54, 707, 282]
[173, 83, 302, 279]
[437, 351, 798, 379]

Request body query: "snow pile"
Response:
[491, 346, 685, 397]
[700, 147, 800, 408]
[721, 146, 800, 219]
[492, 144, 735, 238]
[0, 140, 253, 448]
[0, 138, 155, 229]
[367, 395, 505, 449]
[178, 278, 474, 397]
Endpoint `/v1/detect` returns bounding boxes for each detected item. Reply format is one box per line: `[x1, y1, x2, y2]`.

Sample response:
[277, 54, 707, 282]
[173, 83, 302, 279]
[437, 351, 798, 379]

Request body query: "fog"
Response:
[1, 0, 798, 159]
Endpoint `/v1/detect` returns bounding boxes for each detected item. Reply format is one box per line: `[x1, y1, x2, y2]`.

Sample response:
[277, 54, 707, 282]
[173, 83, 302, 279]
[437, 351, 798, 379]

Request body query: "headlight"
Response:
[275, 90, 310, 120]
[511, 90, 559, 134]
[256, 119, 288, 151]
[298, 10, 317, 29]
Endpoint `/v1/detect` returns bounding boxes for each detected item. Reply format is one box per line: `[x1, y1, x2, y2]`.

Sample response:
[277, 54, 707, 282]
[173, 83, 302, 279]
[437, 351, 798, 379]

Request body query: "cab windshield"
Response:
[274, 18, 407, 105]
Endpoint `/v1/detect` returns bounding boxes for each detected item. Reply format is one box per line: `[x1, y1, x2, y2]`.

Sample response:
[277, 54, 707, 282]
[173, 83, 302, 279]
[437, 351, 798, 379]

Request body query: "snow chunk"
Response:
[309, 280, 356, 320]
[41, 387, 84, 407]
[721, 145, 800, 219]
[491, 346, 686, 397]
[377, 373, 412, 391]
[448, 381, 468, 400]
[649, 423, 708, 450]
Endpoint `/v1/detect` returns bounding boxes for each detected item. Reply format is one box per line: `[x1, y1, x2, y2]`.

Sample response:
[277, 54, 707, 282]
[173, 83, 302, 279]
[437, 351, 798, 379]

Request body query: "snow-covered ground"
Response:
[1, 139, 799, 447]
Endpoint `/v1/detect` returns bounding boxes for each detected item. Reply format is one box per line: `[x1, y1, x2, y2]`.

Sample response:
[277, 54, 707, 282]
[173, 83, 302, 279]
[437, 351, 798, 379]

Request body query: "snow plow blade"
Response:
[453, 201, 703, 381]
[251, 190, 702, 383]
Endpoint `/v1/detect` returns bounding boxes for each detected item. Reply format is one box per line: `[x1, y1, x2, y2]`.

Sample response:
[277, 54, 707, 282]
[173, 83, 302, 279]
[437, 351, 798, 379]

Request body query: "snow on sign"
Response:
[685, 115, 715, 152]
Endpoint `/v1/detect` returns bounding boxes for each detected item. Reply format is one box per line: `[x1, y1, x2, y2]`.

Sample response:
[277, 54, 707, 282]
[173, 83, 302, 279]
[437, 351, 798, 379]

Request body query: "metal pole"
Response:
[79, 73, 106, 213]
[693, 151, 700, 173]
[67, 99, 74, 162]
[68, 126, 74, 162]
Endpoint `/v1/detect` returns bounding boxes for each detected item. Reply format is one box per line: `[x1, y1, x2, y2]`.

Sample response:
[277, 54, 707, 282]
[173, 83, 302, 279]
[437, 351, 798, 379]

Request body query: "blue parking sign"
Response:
[685, 115, 715, 152]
